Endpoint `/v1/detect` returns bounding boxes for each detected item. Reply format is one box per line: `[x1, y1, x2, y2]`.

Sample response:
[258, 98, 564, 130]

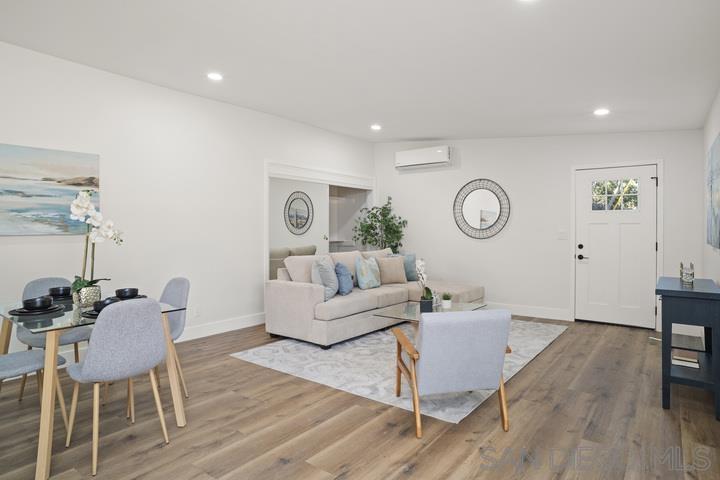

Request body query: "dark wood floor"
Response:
[1, 319, 718, 479]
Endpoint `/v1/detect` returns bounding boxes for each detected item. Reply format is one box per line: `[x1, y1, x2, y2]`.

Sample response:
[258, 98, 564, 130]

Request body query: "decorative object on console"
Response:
[707, 133, 720, 248]
[284, 191, 314, 235]
[441, 292, 453, 309]
[353, 196, 407, 253]
[0, 143, 100, 236]
[69, 190, 123, 306]
[453, 178, 510, 239]
[680, 262, 695, 287]
[355, 256, 381, 290]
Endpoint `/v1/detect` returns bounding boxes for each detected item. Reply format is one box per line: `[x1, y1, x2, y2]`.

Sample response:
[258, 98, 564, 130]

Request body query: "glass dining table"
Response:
[0, 298, 188, 480]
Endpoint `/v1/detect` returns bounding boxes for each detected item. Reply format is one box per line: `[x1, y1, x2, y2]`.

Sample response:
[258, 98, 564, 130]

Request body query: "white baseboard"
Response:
[484, 301, 573, 322]
[178, 312, 265, 342]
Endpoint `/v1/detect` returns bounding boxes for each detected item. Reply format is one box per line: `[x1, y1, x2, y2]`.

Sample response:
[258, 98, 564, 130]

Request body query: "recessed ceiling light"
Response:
[370, 124, 382, 131]
[593, 107, 611, 117]
[207, 72, 223, 81]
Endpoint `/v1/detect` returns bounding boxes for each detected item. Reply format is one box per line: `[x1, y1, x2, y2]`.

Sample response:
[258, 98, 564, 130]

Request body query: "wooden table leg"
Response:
[0, 318, 12, 355]
[161, 312, 186, 427]
[35, 330, 60, 480]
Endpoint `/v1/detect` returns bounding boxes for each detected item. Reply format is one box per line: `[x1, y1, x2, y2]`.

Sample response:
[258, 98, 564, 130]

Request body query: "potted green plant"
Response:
[441, 292, 452, 309]
[69, 190, 123, 306]
[420, 287, 434, 313]
[352, 196, 407, 253]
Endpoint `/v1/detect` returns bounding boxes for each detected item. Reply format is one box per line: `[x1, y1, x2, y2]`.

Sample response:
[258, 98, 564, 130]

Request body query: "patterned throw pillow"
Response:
[335, 262, 353, 295]
[354, 256, 381, 290]
[311, 256, 338, 301]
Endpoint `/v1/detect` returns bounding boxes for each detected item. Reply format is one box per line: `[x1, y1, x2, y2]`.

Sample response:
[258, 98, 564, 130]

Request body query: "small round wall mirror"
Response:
[453, 179, 510, 239]
[284, 191, 314, 235]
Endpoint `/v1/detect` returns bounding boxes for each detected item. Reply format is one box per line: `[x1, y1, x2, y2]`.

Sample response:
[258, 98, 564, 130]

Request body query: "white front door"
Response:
[574, 165, 657, 328]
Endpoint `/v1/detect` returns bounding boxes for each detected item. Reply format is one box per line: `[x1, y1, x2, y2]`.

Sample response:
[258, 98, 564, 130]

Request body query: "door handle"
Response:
[577, 254, 589, 260]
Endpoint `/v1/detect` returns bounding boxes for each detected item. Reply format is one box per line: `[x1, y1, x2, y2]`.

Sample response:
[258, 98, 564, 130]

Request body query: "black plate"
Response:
[50, 295, 73, 302]
[81, 310, 100, 319]
[109, 295, 147, 301]
[9, 304, 65, 317]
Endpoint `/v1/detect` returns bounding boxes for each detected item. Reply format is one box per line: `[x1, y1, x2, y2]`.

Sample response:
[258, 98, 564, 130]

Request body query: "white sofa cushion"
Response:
[392, 281, 485, 302]
[284, 255, 333, 283]
[315, 288, 378, 321]
[364, 285, 409, 307]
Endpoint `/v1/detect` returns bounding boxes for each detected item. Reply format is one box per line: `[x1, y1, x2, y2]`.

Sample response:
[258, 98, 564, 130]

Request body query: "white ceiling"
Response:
[1, 0, 719, 142]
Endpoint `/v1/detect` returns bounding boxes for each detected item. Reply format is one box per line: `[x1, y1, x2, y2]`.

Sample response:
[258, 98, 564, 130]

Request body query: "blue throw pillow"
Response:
[391, 253, 418, 281]
[335, 262, 353, 295]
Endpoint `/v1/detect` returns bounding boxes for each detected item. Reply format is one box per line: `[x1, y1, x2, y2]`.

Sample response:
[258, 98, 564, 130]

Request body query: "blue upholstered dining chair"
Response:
[65, 298, 169, 476]
[392, 309, 512, 438]
[0, 350, 69, 432]
[159, 277, 190, 397]
[16, 277, 93, 401]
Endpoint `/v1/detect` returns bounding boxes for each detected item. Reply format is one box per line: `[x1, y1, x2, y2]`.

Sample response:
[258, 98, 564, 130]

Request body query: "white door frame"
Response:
[263, 161, 376, 281]
[570, 160, 664, 330]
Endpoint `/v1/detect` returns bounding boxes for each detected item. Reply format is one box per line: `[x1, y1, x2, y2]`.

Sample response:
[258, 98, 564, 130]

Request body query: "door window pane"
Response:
[591, 178, 639, 211]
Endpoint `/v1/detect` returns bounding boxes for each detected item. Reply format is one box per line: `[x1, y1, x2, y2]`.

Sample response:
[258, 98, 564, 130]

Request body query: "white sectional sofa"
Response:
[264, 249, 485, 348]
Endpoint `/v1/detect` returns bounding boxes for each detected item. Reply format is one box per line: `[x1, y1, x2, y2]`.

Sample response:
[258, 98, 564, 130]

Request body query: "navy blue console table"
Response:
[656, 276, 720, 420]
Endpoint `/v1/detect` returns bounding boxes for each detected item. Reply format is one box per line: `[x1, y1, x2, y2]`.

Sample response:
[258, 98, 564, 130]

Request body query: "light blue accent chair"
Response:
[65, 298, 169, 476]
[392, 309, 512, 438]
[159, 277, 190, 397]
[16, 277, 93, 402]
[0, 350, 69, 432]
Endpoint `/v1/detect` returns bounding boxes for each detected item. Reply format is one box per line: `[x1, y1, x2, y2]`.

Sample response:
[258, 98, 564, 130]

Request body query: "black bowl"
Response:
[23, 296, 53, 311]
[115, 288, 139, 299]
[48, 286, 71, 297]
[93, 297, 120, 313]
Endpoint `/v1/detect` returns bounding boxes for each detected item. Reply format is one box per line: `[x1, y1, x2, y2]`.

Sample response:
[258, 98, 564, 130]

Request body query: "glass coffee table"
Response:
[374, 301, 486, 323]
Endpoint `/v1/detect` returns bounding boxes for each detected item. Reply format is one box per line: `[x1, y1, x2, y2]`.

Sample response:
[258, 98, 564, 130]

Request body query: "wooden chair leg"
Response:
[18, 374, 28, 402]
[35, 369, 43, 400]
[498, 375, 509, 432]
[92, 383, 100, 476]
[18, 346, 31, 402]
[154, 365, 161, 389]
[409, 360, 422, 438]
[126, 378, 135, 424]
[66, 382, 80, 447]
[74, 343, 80, 362]
[54, 375, 69, 434]
[174, 347, 189, 398]
[149, 368, 169, 444]
[395, 341, 402, 397]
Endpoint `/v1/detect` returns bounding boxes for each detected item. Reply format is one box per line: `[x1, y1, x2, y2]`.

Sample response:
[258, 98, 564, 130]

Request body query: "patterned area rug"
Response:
[231, 320, 566, 423]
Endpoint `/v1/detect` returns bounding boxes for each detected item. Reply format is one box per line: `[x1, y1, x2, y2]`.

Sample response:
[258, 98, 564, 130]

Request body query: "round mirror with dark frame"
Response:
[453, 179, 510, 239]
[284, 191, 314, 235]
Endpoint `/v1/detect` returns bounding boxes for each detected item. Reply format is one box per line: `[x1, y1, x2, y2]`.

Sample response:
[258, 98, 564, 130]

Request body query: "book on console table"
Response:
[671, 348, 699, 369]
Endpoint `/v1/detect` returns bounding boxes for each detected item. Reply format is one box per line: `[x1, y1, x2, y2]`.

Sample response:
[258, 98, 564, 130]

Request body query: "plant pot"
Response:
[419, 299, 433, 313]
[73, 286, 102, 307]
[441, 299, 452, 309]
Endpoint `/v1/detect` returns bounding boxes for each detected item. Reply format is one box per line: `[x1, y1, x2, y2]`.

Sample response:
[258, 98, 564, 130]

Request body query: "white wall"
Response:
[0, 42, 373, 353]
[269, 178, 329, 254]
[329, 186, 370, 244]
[703, 88, 720, 282]
[375, 131, 705, 322]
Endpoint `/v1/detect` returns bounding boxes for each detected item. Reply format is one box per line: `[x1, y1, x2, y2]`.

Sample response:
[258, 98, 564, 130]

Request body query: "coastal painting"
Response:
[708, 134, 720, 248]
[0, 143, 100, 235]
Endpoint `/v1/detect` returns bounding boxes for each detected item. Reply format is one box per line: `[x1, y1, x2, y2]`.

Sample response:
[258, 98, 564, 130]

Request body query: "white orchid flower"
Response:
[90, 219, 123, 245]
[85, 207, 103, 227]
[69, 190, 94, 221]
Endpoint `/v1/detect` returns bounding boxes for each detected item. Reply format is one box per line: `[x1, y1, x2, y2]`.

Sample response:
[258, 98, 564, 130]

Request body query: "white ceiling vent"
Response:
[395, 146, 450, 169]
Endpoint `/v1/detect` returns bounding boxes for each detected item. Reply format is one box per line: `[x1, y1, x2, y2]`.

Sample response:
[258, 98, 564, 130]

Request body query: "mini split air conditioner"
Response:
[394, 145, 451, 168]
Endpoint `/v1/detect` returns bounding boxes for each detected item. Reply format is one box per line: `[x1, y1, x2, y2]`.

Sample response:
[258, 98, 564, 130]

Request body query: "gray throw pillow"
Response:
[311, 256, 339, 301]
